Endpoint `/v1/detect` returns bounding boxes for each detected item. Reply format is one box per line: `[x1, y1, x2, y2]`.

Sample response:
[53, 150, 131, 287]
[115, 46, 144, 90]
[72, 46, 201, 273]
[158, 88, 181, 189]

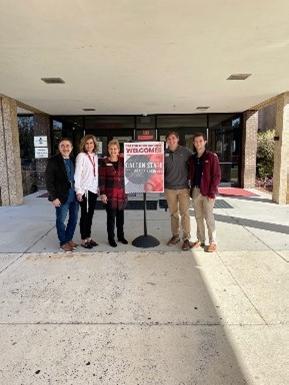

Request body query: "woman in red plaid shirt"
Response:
[99, 139, 128, 247]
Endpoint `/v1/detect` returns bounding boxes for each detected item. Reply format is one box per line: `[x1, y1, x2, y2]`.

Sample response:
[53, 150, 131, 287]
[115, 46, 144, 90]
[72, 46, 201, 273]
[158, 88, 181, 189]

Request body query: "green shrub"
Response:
[256, 129, 275, 179]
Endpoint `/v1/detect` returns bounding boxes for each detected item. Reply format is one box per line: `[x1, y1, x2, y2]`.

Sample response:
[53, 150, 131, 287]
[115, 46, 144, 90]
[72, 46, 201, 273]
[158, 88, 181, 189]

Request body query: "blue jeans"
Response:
[55, 190, 79, 246]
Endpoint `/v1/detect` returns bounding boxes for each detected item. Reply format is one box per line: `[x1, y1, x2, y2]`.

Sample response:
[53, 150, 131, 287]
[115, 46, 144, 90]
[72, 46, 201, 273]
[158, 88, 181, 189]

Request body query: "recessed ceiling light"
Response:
[227, 73, 251, 80]
[196, 106, 210, 110]
[82, 108, 96, 111]
[41, 77, 65, 84]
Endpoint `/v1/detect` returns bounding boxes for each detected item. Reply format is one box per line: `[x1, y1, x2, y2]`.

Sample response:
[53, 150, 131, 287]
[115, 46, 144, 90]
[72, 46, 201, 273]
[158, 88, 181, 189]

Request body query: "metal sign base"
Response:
[132, 192, 160, 248]
[132, 234, 160, 248]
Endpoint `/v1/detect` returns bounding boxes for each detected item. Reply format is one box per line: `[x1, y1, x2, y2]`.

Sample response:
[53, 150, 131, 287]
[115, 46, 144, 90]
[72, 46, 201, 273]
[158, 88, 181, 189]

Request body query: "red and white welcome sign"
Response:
[124, 142, 164, 194]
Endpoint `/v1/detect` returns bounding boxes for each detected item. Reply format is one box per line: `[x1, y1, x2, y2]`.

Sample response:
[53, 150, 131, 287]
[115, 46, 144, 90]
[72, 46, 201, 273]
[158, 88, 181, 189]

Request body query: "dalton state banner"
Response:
[124, 141, 164, 193]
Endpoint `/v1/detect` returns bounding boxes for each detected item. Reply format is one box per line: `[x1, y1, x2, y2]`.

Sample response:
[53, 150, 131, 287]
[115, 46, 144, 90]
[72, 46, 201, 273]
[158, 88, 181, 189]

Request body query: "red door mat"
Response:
[218, 188, 258, 197]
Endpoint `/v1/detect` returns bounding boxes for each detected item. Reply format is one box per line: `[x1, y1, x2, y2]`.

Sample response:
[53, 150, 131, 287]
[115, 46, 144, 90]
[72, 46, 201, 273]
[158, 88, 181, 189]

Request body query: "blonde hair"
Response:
[79, 135, 98, 153]
[108, 139, 120, 150]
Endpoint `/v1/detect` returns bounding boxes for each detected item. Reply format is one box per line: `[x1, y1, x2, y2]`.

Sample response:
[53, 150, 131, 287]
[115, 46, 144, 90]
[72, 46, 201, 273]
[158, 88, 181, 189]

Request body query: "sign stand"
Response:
[132, 193, 160, 248]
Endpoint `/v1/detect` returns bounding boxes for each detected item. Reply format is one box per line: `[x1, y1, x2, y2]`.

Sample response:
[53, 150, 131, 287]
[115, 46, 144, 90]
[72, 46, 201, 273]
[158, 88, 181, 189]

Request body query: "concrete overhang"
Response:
[1, 1, 289, 115]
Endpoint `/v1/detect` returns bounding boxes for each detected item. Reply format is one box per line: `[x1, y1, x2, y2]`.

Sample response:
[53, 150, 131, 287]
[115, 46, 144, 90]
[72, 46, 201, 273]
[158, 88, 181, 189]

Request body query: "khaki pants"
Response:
[192, 188, 216, 244]
[165, 188, 191, 240]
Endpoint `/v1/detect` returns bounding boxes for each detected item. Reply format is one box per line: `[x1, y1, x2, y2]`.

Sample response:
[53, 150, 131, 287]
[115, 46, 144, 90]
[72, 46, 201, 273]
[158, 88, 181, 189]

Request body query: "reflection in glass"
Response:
[18, 115, 37, 195]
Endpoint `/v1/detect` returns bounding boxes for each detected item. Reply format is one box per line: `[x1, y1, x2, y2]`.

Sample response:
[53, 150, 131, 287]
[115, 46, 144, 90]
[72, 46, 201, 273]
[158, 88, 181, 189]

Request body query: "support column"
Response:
[0, 96, 23, 206]
[241, 109, 258, 188]
[272, 92, 289, 204]
[34, 114, 51, 189]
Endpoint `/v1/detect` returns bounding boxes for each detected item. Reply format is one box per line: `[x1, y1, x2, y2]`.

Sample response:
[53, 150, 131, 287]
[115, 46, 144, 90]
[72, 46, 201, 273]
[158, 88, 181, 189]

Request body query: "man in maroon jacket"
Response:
[189, 132, 221, 252]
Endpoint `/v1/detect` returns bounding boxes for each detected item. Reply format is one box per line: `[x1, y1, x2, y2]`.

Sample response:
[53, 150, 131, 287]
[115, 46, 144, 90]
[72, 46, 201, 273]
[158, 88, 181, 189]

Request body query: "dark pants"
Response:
[79, 191, 97, 239]
[56, 191, 79, 246]
[106, 206, 124, 241]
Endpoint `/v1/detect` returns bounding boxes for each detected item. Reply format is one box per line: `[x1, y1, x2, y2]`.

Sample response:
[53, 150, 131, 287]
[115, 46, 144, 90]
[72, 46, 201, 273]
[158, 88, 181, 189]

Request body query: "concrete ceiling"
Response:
[1, 0, 289, 115]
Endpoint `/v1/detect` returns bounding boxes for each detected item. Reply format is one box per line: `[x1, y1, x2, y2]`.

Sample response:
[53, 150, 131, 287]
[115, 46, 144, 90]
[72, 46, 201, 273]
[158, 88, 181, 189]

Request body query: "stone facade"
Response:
[241, 110, 258, 188]
[272, 92, 289, 204]
[0, 96, 23, 205]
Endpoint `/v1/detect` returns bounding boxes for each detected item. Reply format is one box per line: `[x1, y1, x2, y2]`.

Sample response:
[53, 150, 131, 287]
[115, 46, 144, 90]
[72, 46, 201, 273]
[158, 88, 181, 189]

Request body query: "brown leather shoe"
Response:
[167, 235, 180, 246]
[182, 239, 193, 251]
[192, 241, 206, 249]
[61, 243, 73, 252]
[206, 243, 217, 252]
[68, 240, 78, 249]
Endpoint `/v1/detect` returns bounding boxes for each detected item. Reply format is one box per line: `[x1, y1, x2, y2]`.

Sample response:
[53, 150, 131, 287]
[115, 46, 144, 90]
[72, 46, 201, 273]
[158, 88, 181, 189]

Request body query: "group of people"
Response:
[45, 131, 221, 253]
[165, 131, 221, 252]
[45, 136, 127, 251]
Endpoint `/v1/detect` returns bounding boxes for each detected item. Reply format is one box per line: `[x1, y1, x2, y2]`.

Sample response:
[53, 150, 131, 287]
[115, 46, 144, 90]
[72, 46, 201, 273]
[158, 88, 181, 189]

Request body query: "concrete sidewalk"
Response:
[0, 190, 289, 384]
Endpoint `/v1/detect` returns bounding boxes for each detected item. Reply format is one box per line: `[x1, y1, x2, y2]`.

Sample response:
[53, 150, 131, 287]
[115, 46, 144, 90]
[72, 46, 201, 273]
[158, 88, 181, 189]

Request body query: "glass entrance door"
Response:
[85, 130, 133, 156]
[209, 115, 241, 186]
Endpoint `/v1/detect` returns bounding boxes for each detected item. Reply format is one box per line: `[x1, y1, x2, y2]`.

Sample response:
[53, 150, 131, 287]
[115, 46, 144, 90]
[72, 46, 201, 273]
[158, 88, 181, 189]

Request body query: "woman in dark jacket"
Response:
[99, 139, 128, 247]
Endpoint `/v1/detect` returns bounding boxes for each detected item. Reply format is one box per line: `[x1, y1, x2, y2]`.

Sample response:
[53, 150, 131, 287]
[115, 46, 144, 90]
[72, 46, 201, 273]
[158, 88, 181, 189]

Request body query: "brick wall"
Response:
[241, 110, 258, 188]
[272, 93, 289, 204]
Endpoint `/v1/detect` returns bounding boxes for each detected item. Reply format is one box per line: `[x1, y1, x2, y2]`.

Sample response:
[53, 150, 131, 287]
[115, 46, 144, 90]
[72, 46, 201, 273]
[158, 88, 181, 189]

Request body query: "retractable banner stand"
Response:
[124, 141, 164, 248]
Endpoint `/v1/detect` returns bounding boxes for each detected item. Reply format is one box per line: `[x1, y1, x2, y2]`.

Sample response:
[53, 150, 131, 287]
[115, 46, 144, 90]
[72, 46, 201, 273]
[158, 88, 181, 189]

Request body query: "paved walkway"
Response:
[0, 190, 289, 384]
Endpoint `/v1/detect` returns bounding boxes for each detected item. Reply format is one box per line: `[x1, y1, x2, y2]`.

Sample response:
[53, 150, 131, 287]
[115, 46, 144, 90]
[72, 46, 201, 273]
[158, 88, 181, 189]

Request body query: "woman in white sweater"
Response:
[75, 135, 99, 249]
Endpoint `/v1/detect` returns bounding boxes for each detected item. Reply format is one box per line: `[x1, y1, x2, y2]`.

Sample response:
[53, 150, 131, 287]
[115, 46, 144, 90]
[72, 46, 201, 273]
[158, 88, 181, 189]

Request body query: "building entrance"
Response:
[51, 113, 242, 186]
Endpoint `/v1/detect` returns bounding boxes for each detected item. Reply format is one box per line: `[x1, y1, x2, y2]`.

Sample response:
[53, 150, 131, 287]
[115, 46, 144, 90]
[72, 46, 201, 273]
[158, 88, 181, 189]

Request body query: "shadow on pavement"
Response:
[219, 195, 274, 204]
[189, 210, 289, 235]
